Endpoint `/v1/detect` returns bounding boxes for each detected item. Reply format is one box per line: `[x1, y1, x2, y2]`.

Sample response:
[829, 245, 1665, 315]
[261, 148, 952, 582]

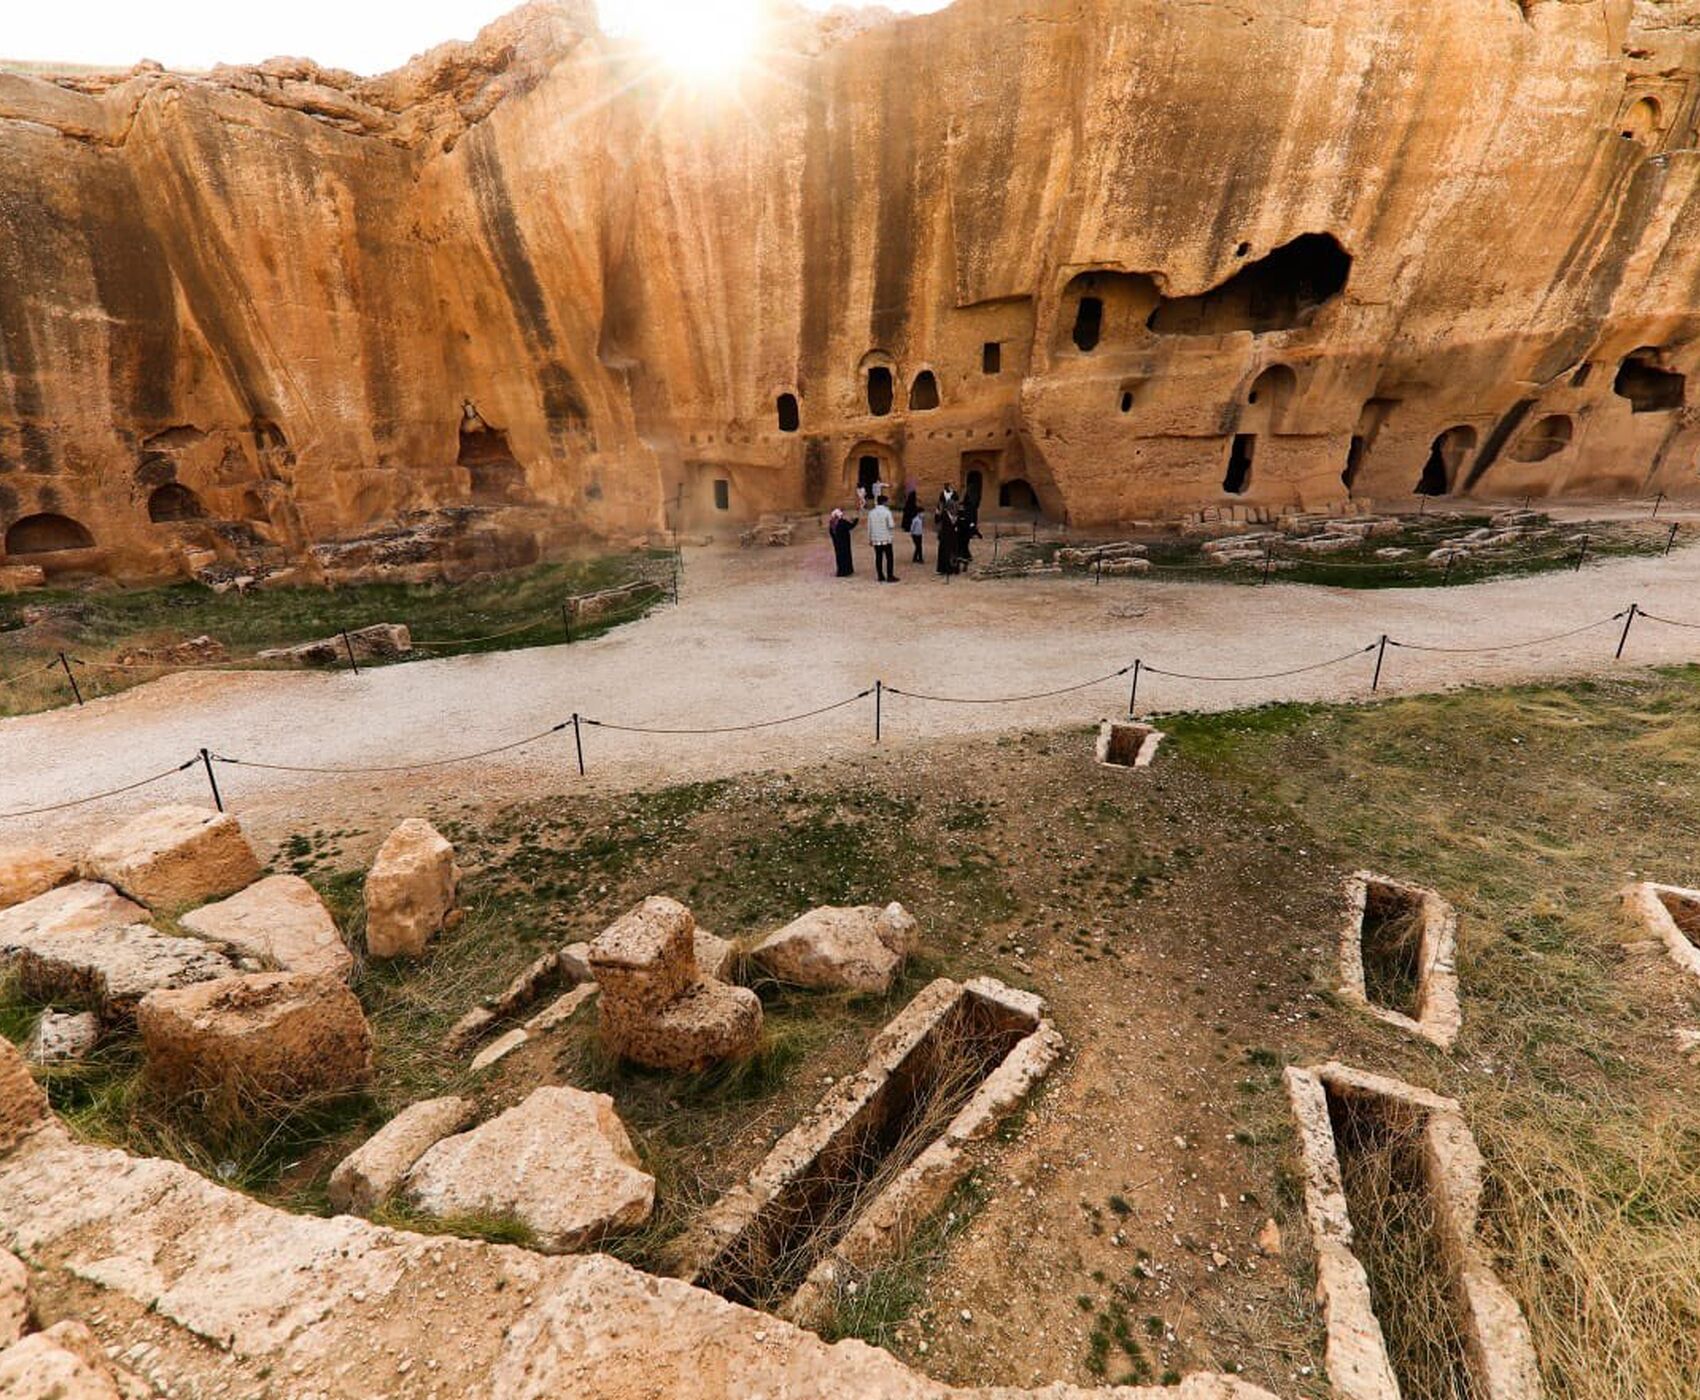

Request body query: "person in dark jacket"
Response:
[828, 508, 858, 577]
[935, 503, 957, 576]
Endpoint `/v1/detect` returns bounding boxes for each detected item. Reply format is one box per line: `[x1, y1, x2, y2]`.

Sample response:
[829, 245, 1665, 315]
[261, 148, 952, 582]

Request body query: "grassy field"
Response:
[0, 551, 672, 717]
[983, 510, 1674, 589]
[5, 668, 1700, 1394]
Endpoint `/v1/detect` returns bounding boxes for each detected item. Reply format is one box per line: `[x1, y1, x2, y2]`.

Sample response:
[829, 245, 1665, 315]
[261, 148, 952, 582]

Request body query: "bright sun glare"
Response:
[607, 0, 766, 81]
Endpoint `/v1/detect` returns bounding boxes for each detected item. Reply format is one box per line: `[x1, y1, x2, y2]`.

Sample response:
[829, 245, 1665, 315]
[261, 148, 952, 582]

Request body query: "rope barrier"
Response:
[584, 689, 874, 736]
[887, 666, 1133, 706]
[1637, 610, 1700, 631]
[0, 658, 60, 687]
[1387, 613, 1626, 655]
[0, 758, 198, 820]
[1142, 644, 1378, 683]
[211, 721, 574, 775]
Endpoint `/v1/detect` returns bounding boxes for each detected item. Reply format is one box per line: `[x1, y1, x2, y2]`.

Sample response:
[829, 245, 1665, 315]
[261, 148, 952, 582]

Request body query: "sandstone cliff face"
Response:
[3, 0, 1700, 579]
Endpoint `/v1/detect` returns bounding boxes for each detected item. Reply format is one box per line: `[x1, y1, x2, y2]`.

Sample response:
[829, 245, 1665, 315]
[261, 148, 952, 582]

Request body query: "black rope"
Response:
[213, 721, 573, 775]
[1637, 610, 1700, 632]
[0, 758, 198, 820]
[584, 690, 873, 735]
[887, 666, 1132, 706]
[1388, 613, 1625, 655]
[1143, 644, 1377, 683]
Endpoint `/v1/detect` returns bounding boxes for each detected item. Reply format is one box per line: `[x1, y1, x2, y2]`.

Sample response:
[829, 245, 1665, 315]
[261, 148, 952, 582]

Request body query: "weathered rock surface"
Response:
[327, 1096, 474, 1217]
[364, 818, 458, 959]
[591, 897, 762, 1071]
[0, 882, 146, 948]
[255, 623, 412, 665]
[136, 972, 372, 1105]
[751, 902, 919, 993]
[0, 847, 75, 911]
[402, 1087, 655, 1252]
[25, 1010, 99, 1065]
[11, 924, 237, 1021]
[0, 1320, 141, 1399]
[4, 2, 1700, 584]
[82, 807, 260, 913]
[180, 873, 351, 979]
[0, 1246, 26, 1346]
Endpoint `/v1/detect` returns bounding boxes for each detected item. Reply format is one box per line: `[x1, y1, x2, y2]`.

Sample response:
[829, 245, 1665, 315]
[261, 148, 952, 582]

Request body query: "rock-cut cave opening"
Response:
[1149, 233, 1352, 336]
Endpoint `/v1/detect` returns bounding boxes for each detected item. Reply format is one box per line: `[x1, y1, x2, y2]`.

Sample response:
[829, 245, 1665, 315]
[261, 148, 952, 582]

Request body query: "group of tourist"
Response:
[828, 485, 982, 581]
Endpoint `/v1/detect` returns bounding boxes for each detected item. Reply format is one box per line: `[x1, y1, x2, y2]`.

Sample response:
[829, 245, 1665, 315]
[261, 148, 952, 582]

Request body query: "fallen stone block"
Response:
[602, 978, 763, 1073]
[180, 873, 351, 979]
[83, 806, 261, 913]
[137, 972, 372, 1108]
[25, 1010, 99, 1065]
[470, 1027, 529, 1071]
[0, 1245, 25, 1346]
[402, 1086, 655, 1252]
[694, 928, 737, 981]
[749, 902, 918, 994]
[12, 924, 238, 1021]
[0, 847, 76, 911]
[589, 896, 698, 1014]
[0, 882, 146, 948]
[524, 982, 598, 1033]
[112, 634, 227, 668]
[364, 819, 459, 959]
[327, 1096, 474, 1217]
[0, 564, 46, 593]
[0, 1034, 49, 1153]
[0, 1319, 140, 1399]
[255, 622, 412, 665]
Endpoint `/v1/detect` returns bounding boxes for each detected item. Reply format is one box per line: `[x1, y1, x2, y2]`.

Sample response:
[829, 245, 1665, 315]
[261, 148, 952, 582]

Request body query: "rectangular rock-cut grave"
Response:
[1286, 1062, 1541, 1400]
[1338, 873, 1460, 1047]
[1095, 720, 1164, 769]
[1620, 881, 1700, 982]
[675, 976, 1061, 1324]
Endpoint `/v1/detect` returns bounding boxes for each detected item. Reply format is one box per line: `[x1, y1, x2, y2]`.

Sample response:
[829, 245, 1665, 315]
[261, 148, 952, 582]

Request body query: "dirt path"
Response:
[4, 531, 1699, 849]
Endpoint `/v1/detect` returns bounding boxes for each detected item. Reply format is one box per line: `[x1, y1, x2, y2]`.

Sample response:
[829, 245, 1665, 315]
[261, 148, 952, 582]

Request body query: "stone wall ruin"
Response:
[7, 0, 1700, 581]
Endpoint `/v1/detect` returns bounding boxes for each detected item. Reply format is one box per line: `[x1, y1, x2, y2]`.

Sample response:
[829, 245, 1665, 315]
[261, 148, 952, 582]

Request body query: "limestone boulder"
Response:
[327, 1096, 474, 1217]
[137, 972, 372, 1106]
[751, 902, 920, 993]
[0, 847, 75, 911]
[0, 1037, 48, 1154]
[694, 928, 738, 981]
[602, 978, 763, 1073]
[0, 882, 147, 947]
[180, 873, 351, 979]
[0, 1246, 26, 1346]
[364, 819, 459, 959]
[83, 806, 261, 913]
[11, 924, 238, 1021]
[402, 1087, 654, 1252]
[0, 1320, 138, 1399]
[256, 622, 412, 665]
[0, 564, 46, 593]
[25, 1011, 99, 1065]
[588, 896, 696, 1014]
[525, 982, 598, 1034]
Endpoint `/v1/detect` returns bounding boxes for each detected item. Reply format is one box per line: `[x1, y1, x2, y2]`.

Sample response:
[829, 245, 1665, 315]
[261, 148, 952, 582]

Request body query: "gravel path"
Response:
[5, 531, 1699, 849]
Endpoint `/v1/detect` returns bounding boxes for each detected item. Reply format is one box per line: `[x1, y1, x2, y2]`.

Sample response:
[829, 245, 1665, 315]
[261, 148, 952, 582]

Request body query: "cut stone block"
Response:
[694, 928, 737, 981]
[1337, 873, 1460, 1048]
[0, 846, 76, 911]
[327, 1096, 474, 1217]
[525, 982, 599, 1034]
[749, 902, 918, 993]
[83, 805, 261, 913]
[588, 896, 697, 1014]
[679, 977, 1059, 1324]
[1620, 881, 1700, 983]
[0, 882, 148, 948]
[364, 819, 459, 959]
[0, 1319, 138, 1399]
[137, 972, 372, 1107]
[1095, 720, 1165, 769]
[0, 1037, 49, 1153]
[12, 923, 238, 1020]
[1285, 1062, 1541, 1400]
[402, 1086, 654, 1253]
[180, 873, 352, 979]
[469, 1027, 529, 1071]
[26, 1010, 99, 1065]
[601, 977, 762, 1073]
[255, 622, 412, 664]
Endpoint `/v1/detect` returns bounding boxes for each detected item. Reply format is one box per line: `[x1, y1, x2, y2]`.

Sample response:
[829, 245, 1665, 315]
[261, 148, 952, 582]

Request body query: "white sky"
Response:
[1, 1, 953, 76]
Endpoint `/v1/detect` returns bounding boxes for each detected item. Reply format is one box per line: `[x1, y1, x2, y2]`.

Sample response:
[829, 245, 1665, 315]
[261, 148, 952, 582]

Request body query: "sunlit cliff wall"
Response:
[4, 0, 1700, 577]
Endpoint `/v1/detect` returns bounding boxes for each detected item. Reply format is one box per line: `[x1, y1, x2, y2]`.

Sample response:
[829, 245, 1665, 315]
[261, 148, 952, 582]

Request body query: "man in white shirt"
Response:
[867, 493, 898, 582]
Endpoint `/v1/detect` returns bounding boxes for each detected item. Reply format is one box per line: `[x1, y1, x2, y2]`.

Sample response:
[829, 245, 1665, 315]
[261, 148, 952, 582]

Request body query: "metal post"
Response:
[562, 602, 573, 643]
[1616, 604, 1639, 660]
[572, 713, 585, 776]
[1096, 549, 1103, 585]
[1261, 539, 1274, 586]
[1574, 535, 1590, 572]
[1127, 659, 1142, 718]
[1652, 491, 1666, 519]
[341, 629, 360, 675]
[1031, 518, 1037, 543]
[57, 652, 84, 707]
[1442, 552, 1456, 586]
[993, 528, 1001, 565]
[199, 748, 224, 813]
[1371, 634, 1389, 692]
[1666, 522, 1680, 557]
[874, 680, 883, 743]
[671, 558, 680, 605]
[1419, 495, 1428, 516]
